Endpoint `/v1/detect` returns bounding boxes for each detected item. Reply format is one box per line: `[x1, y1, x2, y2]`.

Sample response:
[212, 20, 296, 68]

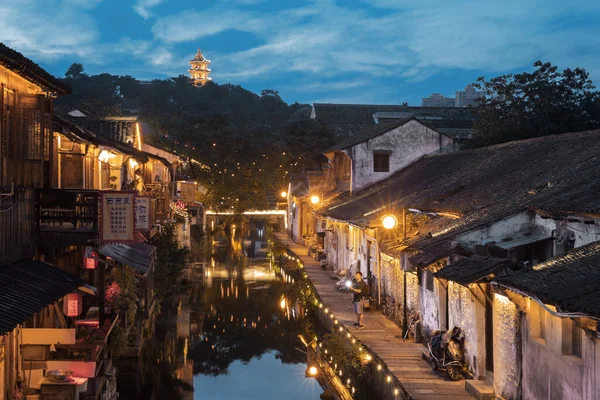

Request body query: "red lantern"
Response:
[84, 250, 98, 270]
[63, 292, 82, 317]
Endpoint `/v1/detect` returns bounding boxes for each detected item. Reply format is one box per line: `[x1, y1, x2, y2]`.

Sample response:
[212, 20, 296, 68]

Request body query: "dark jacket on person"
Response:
[352, 280, 369, 303]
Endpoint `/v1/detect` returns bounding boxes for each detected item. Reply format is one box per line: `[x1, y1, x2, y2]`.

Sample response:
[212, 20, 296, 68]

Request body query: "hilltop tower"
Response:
[188, 49, 212, 86]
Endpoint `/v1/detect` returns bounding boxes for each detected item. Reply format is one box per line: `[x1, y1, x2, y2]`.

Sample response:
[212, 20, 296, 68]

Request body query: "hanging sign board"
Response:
[100, 191, 136, 243]
[178, 182, 196, 205]
[135, 196, 151, 230]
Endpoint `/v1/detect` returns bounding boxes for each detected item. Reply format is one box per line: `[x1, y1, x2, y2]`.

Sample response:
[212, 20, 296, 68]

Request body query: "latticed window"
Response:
[19, 108, 43, 160]
[373, 152, 390, 172]
[1, 87, 15, 156]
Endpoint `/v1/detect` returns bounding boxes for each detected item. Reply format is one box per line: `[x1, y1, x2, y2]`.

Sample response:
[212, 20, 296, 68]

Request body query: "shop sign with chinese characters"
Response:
[101, 191, 136, 243]
[135, 196, 151, 230]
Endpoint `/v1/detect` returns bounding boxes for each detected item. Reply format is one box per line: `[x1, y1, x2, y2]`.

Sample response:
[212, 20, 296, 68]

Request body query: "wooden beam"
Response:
[53, 303, 67, 328]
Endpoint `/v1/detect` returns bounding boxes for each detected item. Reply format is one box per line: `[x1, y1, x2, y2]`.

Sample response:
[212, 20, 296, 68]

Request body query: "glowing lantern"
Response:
[84, 249, 98, 270]
[310, 195, 320, 204]
[280, 191, 287, 198]
[381, 215, 398, 230]
[63, 293, 82, 317]
[306, 365, 318, 377]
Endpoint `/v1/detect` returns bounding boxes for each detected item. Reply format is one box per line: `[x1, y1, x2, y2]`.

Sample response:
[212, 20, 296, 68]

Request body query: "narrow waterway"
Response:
[117, 221, 322, 399]
[117, 220, 379, 399]
[186, 223, 322, 400]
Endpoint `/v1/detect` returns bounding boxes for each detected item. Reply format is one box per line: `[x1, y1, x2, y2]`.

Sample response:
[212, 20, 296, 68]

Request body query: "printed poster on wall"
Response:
[101, 191, 136, 243]
[135, 196, 150, 230]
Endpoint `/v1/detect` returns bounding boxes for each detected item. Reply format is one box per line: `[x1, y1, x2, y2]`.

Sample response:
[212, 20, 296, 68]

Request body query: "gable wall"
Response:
[348, 120, 453, 191]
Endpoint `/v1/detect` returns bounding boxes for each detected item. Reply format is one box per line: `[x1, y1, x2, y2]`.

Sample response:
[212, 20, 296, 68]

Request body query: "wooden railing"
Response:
[143, 183, 173, 219]
[36, 188, 99, 233]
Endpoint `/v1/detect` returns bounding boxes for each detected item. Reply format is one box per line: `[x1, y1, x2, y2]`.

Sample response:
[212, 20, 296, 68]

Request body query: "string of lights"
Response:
[276, 245, 403, 398]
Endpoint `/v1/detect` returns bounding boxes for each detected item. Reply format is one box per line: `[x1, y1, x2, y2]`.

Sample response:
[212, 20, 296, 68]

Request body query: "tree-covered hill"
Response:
[56, 64, 336, 212]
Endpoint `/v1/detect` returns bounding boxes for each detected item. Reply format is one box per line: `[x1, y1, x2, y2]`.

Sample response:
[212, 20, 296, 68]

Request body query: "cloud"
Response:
[134, 0, 165, 20]
[0, 0, 100, 62]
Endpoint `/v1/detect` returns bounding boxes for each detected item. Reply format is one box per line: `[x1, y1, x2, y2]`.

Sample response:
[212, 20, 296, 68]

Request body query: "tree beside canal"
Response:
[150, 223, 190, 299]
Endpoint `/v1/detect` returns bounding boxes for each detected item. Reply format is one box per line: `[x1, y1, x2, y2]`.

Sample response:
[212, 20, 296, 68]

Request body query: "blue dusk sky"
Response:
[3, 0, 600, 105]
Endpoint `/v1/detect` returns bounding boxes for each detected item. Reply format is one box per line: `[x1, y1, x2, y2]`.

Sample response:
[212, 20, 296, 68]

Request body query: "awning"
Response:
[0, 260, 85, 335]
[483, 231, 551, 249]
[78, 284, 98, 296]
[434, 256, 514, 285]
[99, 242, 156, 276]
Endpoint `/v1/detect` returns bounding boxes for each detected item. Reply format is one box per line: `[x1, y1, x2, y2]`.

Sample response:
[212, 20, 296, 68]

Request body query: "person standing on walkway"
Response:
[350, 272, 369, 328]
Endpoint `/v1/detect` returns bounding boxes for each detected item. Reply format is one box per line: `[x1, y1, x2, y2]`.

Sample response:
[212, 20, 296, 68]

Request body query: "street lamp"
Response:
[381, 214, 398, 230]
[280, 191, 287, 198]
[305, 365, 319, 377]
[310, 195, 320, 204]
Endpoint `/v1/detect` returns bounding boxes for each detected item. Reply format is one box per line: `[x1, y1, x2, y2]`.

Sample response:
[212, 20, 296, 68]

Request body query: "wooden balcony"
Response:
[143, 182, 173, 221]
[36, 188, 99, 245]
[336, 179, 350, 191]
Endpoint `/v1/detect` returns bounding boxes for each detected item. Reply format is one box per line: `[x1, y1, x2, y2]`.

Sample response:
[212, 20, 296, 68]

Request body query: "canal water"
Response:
[117, 220, 324, 399]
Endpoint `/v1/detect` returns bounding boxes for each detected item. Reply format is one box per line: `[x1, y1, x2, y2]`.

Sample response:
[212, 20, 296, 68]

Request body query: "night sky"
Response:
[4, 0, 600, 104]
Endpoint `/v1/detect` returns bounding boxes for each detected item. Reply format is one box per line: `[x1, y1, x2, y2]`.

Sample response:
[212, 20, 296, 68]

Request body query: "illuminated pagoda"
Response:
[188, 48, 212, 86]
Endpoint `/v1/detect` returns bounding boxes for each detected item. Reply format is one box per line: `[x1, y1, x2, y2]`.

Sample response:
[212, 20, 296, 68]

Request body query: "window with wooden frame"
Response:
[421, 269, 434, 291]
[373, 151, 390, 172]
[19, 107, 43, 160]
[562, 319, 582, 358]
[1, 87, 16, 157]
[529, 300, 547, 342]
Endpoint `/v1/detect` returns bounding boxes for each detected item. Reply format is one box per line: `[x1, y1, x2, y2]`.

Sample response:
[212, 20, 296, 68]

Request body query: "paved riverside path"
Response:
[275, 233, 473, 400]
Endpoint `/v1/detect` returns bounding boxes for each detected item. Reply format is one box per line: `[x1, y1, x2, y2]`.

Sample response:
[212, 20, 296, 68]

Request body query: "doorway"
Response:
[366, 241, 372, 294]
[485, 285, 494, 373]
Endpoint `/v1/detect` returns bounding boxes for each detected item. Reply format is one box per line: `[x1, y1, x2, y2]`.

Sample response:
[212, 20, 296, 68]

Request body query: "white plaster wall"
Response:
[420, 271, 440, 336]
[534, 215, 600, 248]
[521, 299, 597, 400]
[290, 201, 301, 242]
[493, 294, 520, 400]
[448, 282, 486, 377]
[457, 211, 535, 246]
[405, 272, 420, 317]
[349, 120, 453, 191]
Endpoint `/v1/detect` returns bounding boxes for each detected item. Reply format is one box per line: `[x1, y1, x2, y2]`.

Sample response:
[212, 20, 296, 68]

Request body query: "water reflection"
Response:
[157, 221, 321, 399]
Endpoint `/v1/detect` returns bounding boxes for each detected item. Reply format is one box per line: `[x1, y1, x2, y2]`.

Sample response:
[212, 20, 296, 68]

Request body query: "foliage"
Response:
[470, 61, 600, 148]
[109, 326, 128, 359]
[56, 66, 338, 213]
[76, 326, 106, 343]
[150, 223, 189, 299]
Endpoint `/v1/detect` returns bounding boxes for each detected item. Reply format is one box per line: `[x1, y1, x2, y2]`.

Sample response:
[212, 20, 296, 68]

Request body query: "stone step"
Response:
[465, 379, 495, 400]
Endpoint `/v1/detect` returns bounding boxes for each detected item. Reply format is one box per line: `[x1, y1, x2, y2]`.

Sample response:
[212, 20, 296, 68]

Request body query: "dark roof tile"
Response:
[495, 241, 600, 317]
[0, 260, 85, 334]
[0, 43, 70, 95]
[435, 256, 514, 285]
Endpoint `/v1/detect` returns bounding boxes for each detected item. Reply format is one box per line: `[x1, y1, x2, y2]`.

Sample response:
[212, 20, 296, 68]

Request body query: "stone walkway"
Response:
[275, 233, 473, 400]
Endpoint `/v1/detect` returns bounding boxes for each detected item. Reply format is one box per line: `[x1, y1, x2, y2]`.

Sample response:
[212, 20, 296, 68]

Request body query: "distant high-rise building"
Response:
[455, 84, 484, 107]
[188, 49, 212, 86]
[421, 93, 456, 107]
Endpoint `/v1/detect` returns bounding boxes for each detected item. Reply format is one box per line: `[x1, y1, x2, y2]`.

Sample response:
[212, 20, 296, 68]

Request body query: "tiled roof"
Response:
[312, 103, 474, 125]
[99, 242, 156, 276]
[495, 241, 600, 317]
[320, 129, 600, 255]
[326, 117, 415, 151]
[290, 174, 309, 197]
[0, 43, 70, 95]
[409, 241, 472, 268]
[0, 260, 85, 334]
[435, 256, 514, 285]
[72, 117, 139, 147]
[54, 115, 149, 162]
